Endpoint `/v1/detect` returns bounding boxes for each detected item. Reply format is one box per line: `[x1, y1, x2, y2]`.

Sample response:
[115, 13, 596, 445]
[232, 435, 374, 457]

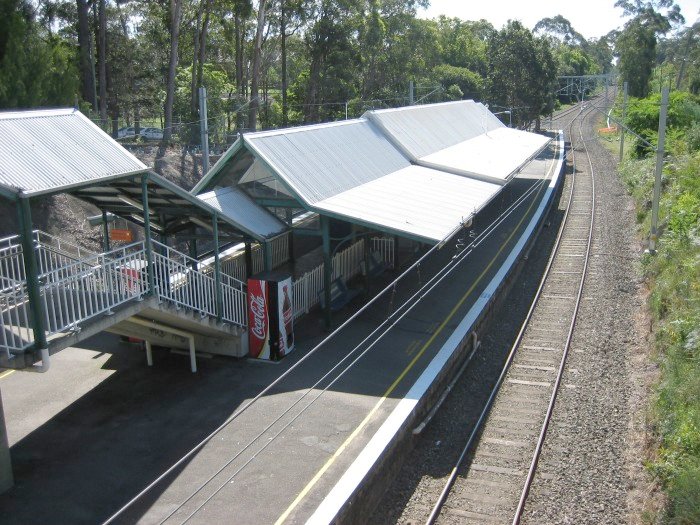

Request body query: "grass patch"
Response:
[620, 150, 700, 524]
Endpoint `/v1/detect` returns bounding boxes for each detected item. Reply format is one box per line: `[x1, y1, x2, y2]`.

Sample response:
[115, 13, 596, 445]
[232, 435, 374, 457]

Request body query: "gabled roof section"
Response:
[314, 165, 502, 243]
[243, 118, 410, 205]
[0, 108, 149, 197]
[364, 100, 501, 159]
[196, 186, 288, 240]
[365, 101, 550, 184]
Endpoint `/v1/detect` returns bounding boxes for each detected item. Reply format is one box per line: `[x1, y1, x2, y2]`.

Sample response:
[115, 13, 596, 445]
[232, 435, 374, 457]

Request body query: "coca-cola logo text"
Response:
[250, 294, 266, 340]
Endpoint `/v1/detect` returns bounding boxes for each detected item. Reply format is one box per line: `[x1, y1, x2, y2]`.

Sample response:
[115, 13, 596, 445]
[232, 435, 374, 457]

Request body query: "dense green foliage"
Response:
[620, 91, 700, 156]
[0, 0, 616, 140]
[618, 86, 700, 524]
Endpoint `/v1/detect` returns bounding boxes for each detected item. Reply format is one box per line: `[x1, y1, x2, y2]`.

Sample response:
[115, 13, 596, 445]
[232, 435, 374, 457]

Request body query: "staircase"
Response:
[0, 231, 249, 371]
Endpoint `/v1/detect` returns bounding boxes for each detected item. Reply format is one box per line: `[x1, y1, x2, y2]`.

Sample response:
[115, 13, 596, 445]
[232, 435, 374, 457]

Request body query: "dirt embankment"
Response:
[0, 147, 211, 249]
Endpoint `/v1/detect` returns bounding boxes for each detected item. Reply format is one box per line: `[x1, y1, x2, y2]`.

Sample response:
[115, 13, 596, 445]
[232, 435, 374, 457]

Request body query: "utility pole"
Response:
[619, 82, 628, 162]
[199, 86, 210, 175]
[409, 80, 414, 105]
[648, 86, 670, 254]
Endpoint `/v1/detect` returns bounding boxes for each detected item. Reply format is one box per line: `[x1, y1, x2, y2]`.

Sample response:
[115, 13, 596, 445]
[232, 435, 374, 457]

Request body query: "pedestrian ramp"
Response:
[0, 230, 248, 371]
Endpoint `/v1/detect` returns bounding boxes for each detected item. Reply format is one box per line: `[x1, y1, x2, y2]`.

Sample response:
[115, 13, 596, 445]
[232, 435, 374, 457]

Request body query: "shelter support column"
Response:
[263, 242, 272, 272]
[141, 175, 156, 295]
[286, 209, 295, 264]
[393, 234, 400, 271]
[321, 216, 332, 330]
[212, 214, 223, 322]
[363, 235, 371, 294]
[245, 242, 253, 279]
[0, 387, 12, 494]
[102, 210, 110, 253]
[18, 197, 47, 352]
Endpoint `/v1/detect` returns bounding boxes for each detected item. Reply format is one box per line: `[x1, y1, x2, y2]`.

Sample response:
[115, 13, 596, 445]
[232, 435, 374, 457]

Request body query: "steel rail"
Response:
[102, 167, 551, 525]
[424, 102, 595, 525]
[512, 93, 597, 525]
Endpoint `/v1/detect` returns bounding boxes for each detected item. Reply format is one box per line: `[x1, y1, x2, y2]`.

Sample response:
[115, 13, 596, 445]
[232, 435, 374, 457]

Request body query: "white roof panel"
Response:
[197, 186, 288, 239]
[313, 165, 502, 242]
[420, 127, 552, 183]
[365, 100, 503, 160]
[0, 108, 148, 195]
[243, 119, 410, 205]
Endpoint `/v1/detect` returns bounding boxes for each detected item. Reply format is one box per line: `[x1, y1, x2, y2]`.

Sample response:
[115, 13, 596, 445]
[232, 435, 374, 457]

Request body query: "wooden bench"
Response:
[361, 251, 389, 279]
[318, 278, 360, 312]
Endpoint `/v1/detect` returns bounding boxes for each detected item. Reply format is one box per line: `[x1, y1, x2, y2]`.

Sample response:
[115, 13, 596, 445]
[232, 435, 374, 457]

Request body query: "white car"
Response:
[117, 126, 137, 138]
[140, 127, 164, 140]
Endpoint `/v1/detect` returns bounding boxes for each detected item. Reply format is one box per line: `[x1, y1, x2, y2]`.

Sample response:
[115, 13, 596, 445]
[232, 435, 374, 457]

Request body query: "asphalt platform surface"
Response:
[0, 139, 561, 524]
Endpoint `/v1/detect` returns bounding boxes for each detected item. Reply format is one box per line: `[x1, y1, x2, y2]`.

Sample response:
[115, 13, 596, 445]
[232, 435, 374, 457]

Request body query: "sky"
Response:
[418, 0, 700, 39]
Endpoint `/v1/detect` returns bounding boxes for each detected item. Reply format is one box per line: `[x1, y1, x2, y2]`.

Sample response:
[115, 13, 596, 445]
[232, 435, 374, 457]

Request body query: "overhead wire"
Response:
[104, 151, 557, 524]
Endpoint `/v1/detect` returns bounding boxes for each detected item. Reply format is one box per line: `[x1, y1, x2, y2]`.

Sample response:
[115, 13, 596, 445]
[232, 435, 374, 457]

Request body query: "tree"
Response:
[487, 21, 557, 128]
[163, 0, 183, 143]
[533, 15, 586, 47]
[248, 0, 267, 130]
[0, 0, 79, 108]
[76, 0, 97, 110]
[614, 0, 685, 97]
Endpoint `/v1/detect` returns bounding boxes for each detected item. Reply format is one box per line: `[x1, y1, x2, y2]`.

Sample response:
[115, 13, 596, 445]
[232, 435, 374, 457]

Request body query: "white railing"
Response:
[152, 240, 247, 328]
[40, 242, 148, 335]
[292, 264, 324, 319]
[291, 239, 367, 319]
[214, 232, 291, 283]
[371, 237, 395, 268]
[0, 242, 32, 355]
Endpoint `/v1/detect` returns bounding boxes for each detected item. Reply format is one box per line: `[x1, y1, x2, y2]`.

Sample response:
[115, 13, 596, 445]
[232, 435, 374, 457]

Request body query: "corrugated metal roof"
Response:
[365, 100, 503, 160]
[243, 118, 409, 205]
[197, 186, 288, 239]
[313, 165, 502, 242]
[0, 108, 148, 196]
[420, 127, 552, 183]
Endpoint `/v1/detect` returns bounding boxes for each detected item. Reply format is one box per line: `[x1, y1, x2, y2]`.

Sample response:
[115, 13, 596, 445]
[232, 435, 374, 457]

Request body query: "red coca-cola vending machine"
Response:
[247, 272, 294, 361]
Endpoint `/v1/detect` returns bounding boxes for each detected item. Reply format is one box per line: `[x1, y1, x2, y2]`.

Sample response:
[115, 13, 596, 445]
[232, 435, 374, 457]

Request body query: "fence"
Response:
[291, 236, 394, 320]
[151, 240, 247, 327]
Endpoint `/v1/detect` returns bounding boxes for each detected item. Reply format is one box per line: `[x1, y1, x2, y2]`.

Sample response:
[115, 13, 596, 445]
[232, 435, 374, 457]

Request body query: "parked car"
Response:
[140, 127, 164, 140]
[117, 126, 137, 139]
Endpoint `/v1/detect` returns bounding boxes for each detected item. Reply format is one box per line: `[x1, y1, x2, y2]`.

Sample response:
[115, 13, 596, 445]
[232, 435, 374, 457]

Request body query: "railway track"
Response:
[425, 103, 596, 525]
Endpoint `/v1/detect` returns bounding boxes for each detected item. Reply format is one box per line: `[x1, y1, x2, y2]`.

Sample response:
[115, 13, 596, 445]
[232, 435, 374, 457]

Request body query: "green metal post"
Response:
[102, 210, 110, 253]
[141, 175, 156, 295]
[286, 208, 295, 264]
[245, 242, 253, 278]
[321, 215, 332, 329]
[18, 197, 47, 352]
[393, 234, 400, 271]
[188, 236, 198, 269]
[619, 82, 628, 162]
[363, 234, 371, 294]
[263, 242, 272, 272]
[649, 86, 670, 253]
[212, 214, 223, 322]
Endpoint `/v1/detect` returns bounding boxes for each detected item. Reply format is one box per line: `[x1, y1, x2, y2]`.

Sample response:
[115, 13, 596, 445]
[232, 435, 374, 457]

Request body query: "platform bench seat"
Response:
[361, 250, 390, 279]
[318, 278, 360, 312]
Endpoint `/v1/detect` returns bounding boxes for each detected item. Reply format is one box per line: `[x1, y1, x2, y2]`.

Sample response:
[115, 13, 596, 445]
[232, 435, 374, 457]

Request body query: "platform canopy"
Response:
[0, 108, 286, 242]
[192, 101, 552, 244]
[365, 101, 551, 184]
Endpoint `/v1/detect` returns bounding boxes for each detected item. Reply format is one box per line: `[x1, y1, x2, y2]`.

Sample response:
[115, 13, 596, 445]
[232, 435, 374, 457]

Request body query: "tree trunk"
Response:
[280, 1, 288, 126]
[163, 0, 183, 144]
[76, 0, 96, 110]
[190, 1, 203, 119]
[98, 0, 107, 125]
[248, 0, 266, 131]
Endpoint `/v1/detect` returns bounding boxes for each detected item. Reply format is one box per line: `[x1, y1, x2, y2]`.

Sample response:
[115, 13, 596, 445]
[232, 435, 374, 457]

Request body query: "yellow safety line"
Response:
[276, 150, 559, 525]
[0, 370, 15, 380]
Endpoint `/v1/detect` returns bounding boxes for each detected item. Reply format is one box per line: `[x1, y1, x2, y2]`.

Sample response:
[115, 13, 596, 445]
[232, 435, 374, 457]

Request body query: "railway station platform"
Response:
[0, 133, 564, 524]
